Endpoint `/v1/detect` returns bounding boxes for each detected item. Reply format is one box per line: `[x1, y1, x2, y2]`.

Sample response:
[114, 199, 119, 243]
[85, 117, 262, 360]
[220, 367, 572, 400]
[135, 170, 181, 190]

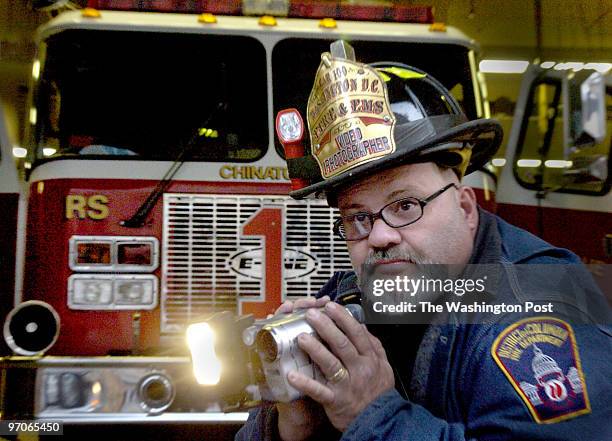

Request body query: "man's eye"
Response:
[394, 200, 416, 212]
[351, 213, 369, 223]
[399, 200, 415, 211]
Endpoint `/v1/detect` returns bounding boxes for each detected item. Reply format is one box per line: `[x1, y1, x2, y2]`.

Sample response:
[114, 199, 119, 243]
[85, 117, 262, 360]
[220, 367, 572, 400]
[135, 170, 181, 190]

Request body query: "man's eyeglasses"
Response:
[333, 183, 457, 241]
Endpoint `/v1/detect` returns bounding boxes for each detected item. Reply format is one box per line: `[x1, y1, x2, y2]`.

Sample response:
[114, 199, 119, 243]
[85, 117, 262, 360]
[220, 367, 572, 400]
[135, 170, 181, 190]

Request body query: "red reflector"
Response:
[391, 5, 434, 24]
[288, 1, 433, 23]
[88, 0, 432, 22]
[117, 243, 152, 265]
[148, 1, 186, 13]
[77, 243, 111, 264]
[338, 4, 386, 21]
[88, 0, 242, 14]
[289, 1, 338, 18]
[87, 0, 135, 10]
[202, 0, 241, 15]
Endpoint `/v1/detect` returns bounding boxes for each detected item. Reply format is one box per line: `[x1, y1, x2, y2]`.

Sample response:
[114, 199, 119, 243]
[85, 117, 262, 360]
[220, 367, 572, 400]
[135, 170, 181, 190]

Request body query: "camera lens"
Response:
[255, 329, 279, 362]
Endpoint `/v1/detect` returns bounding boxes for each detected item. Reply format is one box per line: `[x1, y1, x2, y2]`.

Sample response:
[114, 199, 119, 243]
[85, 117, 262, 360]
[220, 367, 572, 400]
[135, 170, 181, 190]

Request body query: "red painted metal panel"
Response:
[497, 203, 612, 263]
[473, 187, 497, 214]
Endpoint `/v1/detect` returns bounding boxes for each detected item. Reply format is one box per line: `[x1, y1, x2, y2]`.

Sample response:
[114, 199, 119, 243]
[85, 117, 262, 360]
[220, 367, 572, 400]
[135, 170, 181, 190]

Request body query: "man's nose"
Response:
[367, 218, 402, 249]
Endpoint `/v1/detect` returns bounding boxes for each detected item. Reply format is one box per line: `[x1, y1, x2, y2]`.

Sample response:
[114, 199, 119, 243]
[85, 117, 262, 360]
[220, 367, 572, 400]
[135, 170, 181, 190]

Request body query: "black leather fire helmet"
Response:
[284, 46, 503, 207]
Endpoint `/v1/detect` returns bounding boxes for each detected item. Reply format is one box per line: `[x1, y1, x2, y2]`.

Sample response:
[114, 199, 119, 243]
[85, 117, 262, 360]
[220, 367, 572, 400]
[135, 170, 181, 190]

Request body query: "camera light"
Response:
[77, 242, 111, 265]
[187, 322, 222, 385]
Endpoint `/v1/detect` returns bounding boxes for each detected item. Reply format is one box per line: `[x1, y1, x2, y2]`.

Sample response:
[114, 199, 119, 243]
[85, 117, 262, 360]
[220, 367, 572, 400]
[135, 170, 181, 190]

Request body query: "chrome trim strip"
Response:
[36, 412, 249, 424]
[0, 356, 191, 367]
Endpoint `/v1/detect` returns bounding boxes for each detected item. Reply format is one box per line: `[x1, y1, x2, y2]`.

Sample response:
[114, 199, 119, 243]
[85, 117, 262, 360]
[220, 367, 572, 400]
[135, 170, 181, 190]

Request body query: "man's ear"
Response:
[457, 186, 479, 232]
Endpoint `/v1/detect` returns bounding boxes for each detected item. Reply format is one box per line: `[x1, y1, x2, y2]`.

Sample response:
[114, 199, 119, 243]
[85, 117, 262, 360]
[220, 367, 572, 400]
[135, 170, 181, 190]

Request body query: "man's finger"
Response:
[275, 296, 331, 316]
[366, 328, 387, 359]
[323, 302, 375, 356]
[297, 332, 349, 383]
[305, 308, 360, 365]
[315, 295, 331, 306]
[293, 295, 330, 310]
[288, 370, 334, 405]
[275, 300, 295, 314]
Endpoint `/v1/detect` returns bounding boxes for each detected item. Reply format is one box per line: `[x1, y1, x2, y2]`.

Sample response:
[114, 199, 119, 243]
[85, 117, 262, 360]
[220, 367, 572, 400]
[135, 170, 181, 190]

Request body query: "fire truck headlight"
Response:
[68, 275, 158, 310]
[187, 322, 222, 385]
[71, 278, 113, 306]
[115, 279, 155, 307]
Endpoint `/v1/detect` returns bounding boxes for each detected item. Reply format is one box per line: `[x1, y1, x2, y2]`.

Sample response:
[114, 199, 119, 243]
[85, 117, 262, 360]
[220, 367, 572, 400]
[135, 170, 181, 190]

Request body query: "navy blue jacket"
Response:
[236, 210, 612, 440]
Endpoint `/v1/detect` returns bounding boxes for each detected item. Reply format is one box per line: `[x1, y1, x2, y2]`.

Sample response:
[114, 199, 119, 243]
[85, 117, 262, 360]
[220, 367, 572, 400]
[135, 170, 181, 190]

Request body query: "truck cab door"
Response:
[496, 65, 612, 263]
[0, 104, 24, 353]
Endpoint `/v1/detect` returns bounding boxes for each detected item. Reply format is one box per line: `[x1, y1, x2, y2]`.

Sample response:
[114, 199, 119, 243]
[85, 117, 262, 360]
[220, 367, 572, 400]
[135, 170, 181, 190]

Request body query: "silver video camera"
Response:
[187, 302, 364, 408]
[242, 303, 364, 402]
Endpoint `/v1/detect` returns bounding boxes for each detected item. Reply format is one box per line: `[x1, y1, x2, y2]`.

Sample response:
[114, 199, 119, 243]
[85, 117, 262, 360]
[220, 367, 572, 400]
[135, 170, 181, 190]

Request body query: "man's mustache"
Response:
[365, 247, 434, 265]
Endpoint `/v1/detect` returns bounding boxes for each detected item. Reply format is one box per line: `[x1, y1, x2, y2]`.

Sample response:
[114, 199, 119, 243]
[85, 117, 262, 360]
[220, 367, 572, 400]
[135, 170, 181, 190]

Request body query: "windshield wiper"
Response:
[120, 102, 225, 228]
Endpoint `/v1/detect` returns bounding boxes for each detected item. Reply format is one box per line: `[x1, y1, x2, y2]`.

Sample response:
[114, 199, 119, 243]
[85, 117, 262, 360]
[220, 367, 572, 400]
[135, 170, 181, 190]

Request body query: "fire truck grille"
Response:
[161, 194, 352, 334]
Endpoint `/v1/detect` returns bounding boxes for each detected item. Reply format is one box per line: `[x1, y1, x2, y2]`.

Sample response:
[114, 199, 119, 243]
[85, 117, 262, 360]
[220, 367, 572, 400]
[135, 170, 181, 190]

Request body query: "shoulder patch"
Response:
[491, 316, 590, 424]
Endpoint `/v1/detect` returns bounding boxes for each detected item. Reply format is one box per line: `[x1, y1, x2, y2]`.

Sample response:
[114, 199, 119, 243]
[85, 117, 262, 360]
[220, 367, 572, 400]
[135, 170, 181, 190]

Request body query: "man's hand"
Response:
[287, 302, 394, 432]
[274, 296, 333, 441]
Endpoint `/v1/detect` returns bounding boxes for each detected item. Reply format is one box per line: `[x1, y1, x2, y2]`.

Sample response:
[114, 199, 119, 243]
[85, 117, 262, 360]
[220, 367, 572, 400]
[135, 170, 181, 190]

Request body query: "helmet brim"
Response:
[289, 117, 503, 200]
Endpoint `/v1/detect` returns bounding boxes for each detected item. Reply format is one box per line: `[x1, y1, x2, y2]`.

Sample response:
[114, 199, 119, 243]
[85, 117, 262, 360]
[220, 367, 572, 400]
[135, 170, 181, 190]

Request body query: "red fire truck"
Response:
[0, 0, 609, 427]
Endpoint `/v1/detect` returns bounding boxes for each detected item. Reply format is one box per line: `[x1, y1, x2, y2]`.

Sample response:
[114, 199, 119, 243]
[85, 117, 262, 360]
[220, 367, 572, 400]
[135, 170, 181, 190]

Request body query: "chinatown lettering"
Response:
[324, 127, 391, 175]
[219, 165, 289, 181]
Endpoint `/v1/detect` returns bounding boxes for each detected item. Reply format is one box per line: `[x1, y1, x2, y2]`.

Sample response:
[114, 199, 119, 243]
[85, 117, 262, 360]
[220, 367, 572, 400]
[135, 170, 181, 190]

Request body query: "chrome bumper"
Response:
[0, 356, 247, 423]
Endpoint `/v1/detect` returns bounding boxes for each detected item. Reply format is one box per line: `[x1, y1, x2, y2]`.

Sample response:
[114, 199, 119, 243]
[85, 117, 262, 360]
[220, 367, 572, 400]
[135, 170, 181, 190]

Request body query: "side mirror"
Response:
[562, 154, 608, 184]
[565, 71, 607, 155]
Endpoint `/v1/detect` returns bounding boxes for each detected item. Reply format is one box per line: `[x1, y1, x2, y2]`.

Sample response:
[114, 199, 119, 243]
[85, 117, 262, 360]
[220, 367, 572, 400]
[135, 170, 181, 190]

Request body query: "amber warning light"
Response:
[276, 108, 308, 191]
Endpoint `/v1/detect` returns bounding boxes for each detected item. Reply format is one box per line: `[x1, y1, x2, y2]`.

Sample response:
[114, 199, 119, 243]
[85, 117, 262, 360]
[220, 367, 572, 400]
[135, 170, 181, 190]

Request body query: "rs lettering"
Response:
[65, 194, 109, 220]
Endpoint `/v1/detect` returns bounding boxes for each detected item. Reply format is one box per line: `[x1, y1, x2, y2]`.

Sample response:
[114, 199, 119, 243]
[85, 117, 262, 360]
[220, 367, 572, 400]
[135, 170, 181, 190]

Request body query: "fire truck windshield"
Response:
[272, 38, 477, 158]
[31, 30, 268, 163]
